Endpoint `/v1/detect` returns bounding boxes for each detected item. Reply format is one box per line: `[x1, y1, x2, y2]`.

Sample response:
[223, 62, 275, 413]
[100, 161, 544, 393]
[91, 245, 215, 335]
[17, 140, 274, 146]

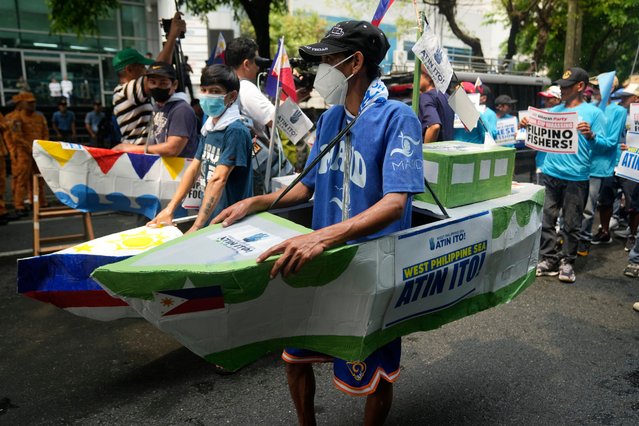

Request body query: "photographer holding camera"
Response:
[111, 12, 186, 146]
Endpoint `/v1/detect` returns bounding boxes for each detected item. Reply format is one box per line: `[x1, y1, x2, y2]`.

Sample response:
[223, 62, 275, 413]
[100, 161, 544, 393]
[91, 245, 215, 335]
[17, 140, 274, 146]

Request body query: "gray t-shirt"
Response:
[148, 95, 199, 158]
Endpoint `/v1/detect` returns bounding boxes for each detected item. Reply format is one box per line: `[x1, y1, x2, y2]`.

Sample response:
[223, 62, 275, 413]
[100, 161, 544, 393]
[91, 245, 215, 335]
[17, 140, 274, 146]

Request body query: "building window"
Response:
[0, 1, 17, 29]
[17, 2, 50, 32]
[120, 4, 147, 39]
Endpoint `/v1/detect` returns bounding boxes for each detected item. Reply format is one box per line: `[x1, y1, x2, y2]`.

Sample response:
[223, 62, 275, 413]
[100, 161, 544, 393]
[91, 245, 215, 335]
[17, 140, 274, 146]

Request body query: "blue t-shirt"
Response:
[149, 98, 199, 158]
[482, 107, 498, 138]
[588, 102, 626, 177]
[541, 102, 608, 181]
[53, 110, 75, 131]
[85, 111, 105, 133]
[418, 89, 454, 142]
[453, 119, 485, 144]
[301, 100, 424, 242]
[195, 119, 253, 219]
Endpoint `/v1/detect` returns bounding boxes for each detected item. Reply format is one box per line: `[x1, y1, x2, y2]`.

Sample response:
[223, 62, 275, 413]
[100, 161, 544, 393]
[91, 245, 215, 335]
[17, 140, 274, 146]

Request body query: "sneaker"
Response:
[625, 236, 636, 252]
[591, 229, 612, 245]
[614, 227, 631, 239]
[536, 259, 559, 277]
[558, 261, 576, 283]
[609, 217, 620, 231]
[633, 302, 639, 312]
[577, 240, 590, 257]
[623, 263, 639, 278]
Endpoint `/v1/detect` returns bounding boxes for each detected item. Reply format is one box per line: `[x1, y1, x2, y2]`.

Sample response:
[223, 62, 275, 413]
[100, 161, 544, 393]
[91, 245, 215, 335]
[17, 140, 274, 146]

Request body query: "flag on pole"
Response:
[474, 76, 483, 91]
[597, 71, 616, 111]
[371, 0, 395, 27]
[411, 24, 454, 94]
[265, 39, 298, 103]
[206, 32, 226, 65]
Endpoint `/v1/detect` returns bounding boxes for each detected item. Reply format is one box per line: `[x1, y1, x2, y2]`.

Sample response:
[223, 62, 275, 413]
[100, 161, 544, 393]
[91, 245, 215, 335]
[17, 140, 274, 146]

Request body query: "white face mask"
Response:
[313, 54, 355, 105]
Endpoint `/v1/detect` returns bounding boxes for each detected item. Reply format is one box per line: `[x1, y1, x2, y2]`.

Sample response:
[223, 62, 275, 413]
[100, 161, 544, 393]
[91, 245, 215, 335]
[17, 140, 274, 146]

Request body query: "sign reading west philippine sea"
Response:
[525, 107, 578, 154]
[383, 211, 492, 328]
[616, 132, 639, 183]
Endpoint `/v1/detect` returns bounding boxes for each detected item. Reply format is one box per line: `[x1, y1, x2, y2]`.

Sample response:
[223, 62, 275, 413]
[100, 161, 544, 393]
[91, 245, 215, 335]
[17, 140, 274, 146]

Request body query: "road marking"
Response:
[0, 248, 33, 258]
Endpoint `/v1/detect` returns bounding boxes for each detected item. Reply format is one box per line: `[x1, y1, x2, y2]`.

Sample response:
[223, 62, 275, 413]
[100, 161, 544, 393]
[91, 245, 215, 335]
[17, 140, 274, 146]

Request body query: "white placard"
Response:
[448, 87, 480, 132]
[182, 181, 203, 210]
[525, 107, 578, 153]
[616, 132, 639, 183]
[516, 110, 530, 141]
[495, 117, 518, 145]
[630, 103, 639, 133]
[276, 98, 313, 144]
[412, 24, 454, 94]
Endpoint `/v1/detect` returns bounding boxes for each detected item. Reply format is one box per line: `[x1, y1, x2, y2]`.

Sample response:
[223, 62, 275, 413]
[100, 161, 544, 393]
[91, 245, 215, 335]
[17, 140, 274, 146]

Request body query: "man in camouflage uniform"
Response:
[4, 92, 49, 216]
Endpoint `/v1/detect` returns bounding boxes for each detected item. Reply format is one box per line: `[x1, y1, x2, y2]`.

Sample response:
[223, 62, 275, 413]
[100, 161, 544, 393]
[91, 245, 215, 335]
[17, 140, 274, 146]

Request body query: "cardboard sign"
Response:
[516, 110, 530, 141]
[276, 98, 313, 144]
[630, 103, 639, 133]
[412, 24, 454, 94]
[495, 117, 518, 145]
[525, 107, 578, 153]
[384, 211, 492, 328]
[616, 132, 639, 183]
[448, 86, 480, 131]
[182, 181, 203, 210]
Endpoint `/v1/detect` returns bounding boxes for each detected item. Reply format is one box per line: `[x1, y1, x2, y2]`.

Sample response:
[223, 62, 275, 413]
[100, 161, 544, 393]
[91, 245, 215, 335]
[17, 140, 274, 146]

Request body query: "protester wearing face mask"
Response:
[113, 62, 198, 158]
[212, 21, 424, 424]
[147, 64, 252, 234]
[111, 12, 186, 146]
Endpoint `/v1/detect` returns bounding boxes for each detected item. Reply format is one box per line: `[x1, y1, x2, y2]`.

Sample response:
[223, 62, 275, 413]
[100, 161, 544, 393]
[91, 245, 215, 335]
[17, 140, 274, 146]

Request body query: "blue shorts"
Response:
[282, 338, 401, 396]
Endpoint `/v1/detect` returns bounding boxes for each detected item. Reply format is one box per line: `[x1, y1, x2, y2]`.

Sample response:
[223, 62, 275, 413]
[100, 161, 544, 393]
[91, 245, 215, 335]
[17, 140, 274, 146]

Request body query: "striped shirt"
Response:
[113, 76, 153, 145]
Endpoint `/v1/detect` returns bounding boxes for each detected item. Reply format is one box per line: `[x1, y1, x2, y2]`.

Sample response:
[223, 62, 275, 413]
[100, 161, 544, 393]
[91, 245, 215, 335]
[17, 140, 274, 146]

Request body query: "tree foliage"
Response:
[181, 0, 287, 58]
[47, 0, 120, 37]
[493, 0, 639, 79]
[240, 9, 328, 59]
[47, 0, 286, 59]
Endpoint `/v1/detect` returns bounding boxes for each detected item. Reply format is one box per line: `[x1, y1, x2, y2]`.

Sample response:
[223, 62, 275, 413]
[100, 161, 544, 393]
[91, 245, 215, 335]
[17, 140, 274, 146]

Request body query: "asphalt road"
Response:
[1, 212, 638, 425]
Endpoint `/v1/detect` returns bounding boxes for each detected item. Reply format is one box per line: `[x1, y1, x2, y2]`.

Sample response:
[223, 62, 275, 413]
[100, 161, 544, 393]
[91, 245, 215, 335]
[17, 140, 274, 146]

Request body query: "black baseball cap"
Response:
[145, 61, 176, 80]
[299, 20, 390, 66]
[494, 94, 517, 105]
[553, 67, 589, 87]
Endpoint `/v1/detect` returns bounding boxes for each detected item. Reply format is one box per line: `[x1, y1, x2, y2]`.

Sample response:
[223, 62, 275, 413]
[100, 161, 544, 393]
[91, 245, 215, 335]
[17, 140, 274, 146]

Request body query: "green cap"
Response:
[112, 48, 154, 71]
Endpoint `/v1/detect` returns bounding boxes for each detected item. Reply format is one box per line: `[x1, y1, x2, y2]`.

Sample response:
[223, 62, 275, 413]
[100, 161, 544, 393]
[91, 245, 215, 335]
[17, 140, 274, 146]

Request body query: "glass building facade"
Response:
[0, 0, 159, 106]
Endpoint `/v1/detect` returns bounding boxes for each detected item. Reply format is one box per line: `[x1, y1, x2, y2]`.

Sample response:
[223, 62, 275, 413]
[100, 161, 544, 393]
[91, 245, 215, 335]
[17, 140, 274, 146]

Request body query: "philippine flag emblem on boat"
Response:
[155, 285, 224, 316]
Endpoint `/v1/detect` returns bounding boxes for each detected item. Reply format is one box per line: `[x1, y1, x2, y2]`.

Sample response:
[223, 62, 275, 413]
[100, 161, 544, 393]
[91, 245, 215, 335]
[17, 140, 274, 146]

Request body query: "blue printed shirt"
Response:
[301, 100, 424, 242]
[195, 120, 253, 219]
[541, 102, 608, 181]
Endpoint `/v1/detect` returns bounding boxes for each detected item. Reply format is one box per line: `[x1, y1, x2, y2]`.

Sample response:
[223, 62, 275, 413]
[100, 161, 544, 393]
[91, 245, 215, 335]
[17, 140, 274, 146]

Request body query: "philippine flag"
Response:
[265, 39, 298, 103]
[155, 286, 224, 316]
[371, 0, 394, 27]
[17, 226, 183, 321]
[206, 32, 226, 65]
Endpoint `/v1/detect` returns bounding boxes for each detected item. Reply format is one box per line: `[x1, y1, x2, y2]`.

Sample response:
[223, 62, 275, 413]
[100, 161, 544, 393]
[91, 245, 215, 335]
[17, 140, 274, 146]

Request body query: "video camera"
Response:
[161, 18, 185, 39]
